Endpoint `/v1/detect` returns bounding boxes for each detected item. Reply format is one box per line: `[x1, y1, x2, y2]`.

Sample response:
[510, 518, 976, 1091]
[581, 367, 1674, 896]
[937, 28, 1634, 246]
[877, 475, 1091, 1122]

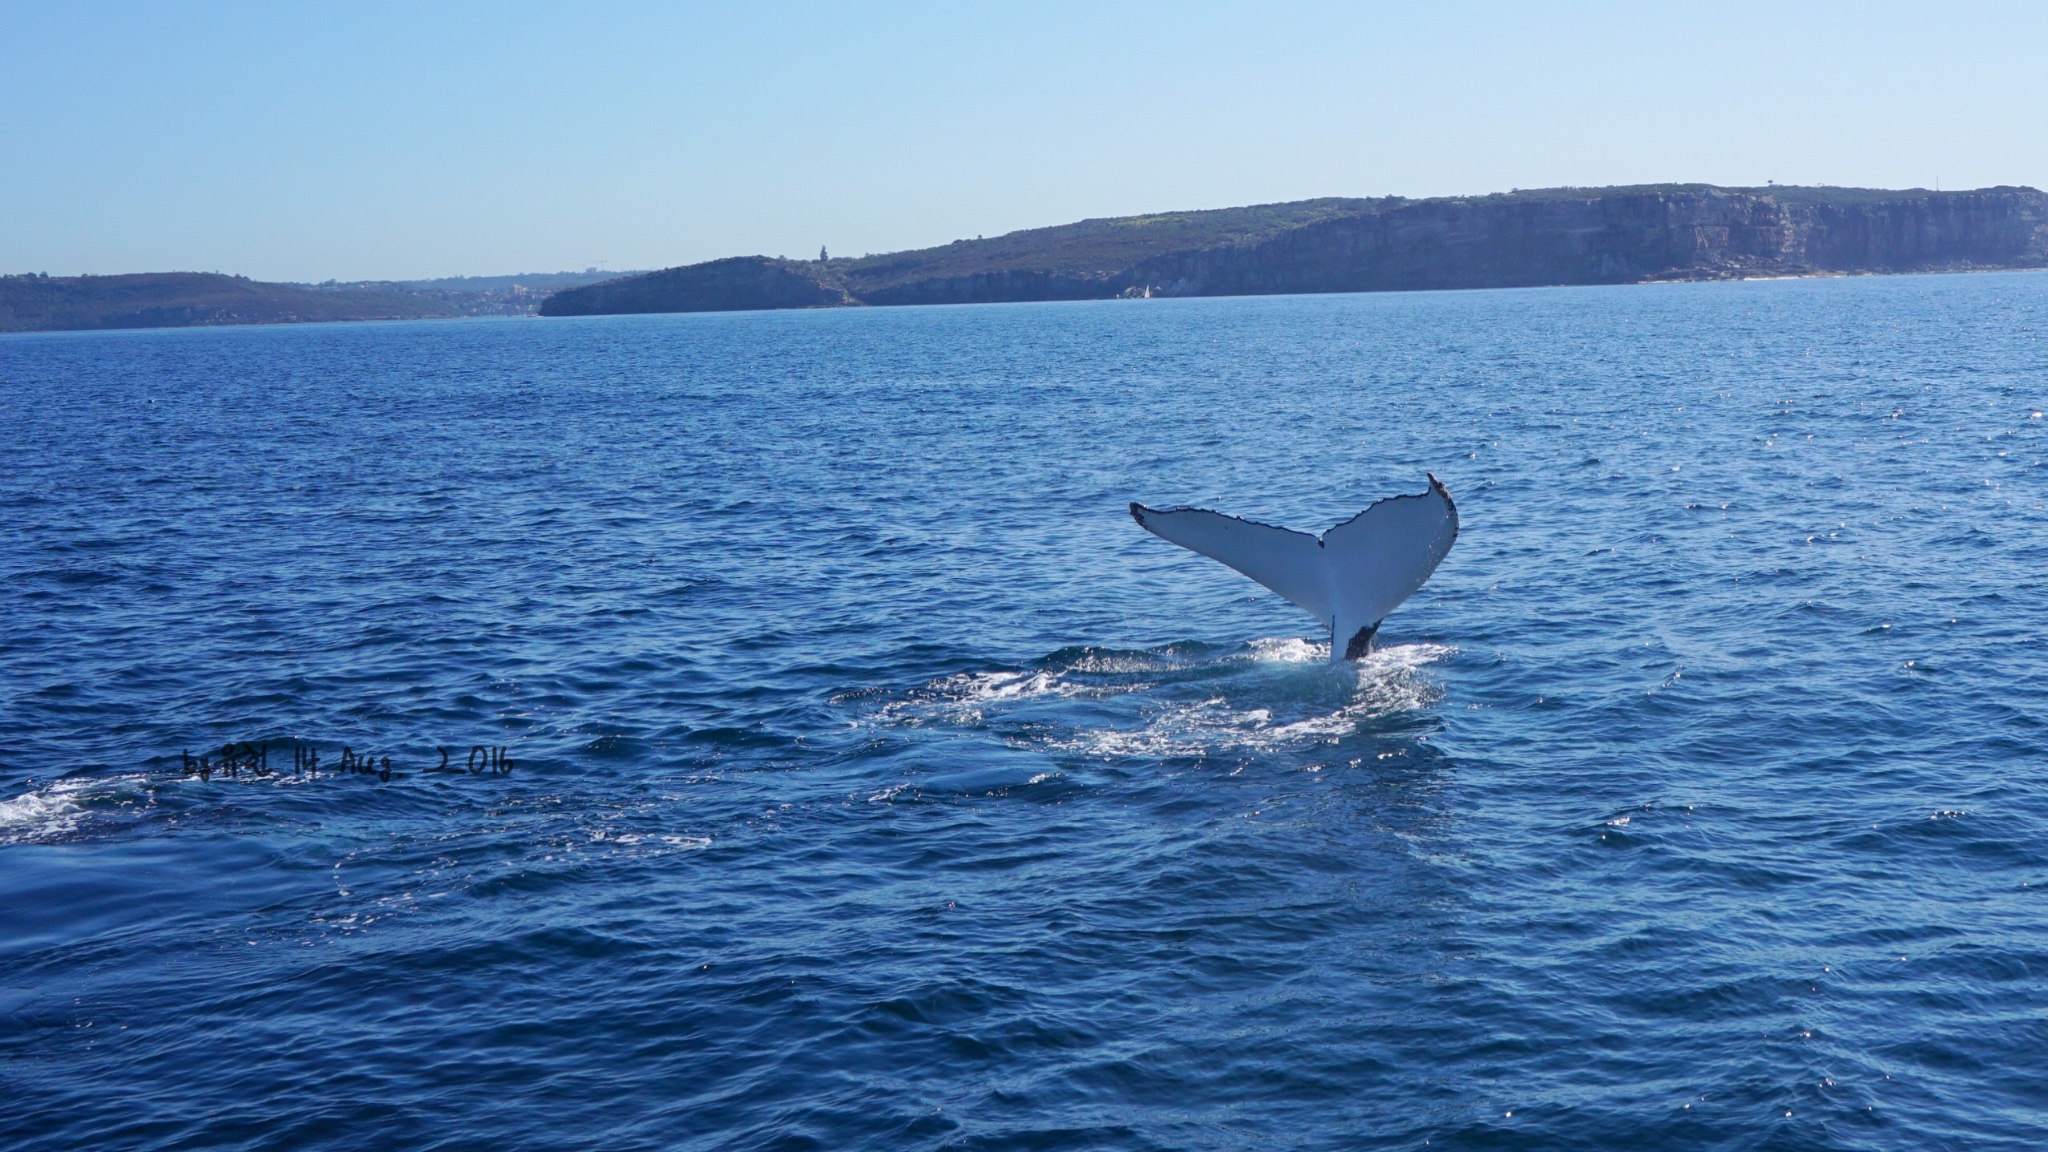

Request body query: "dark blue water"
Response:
[5, 273, 2048, 1149]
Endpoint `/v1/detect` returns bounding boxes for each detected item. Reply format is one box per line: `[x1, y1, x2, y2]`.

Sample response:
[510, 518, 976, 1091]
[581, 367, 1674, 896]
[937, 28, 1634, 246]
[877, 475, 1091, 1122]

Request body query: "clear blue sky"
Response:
[4, 1, 2044, 282]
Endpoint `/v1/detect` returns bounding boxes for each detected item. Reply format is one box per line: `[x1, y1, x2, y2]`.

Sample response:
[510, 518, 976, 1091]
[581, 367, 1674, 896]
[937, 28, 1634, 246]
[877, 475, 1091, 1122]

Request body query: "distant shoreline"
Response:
[6, 263, 2047, 338]
[0, 269, 636, 335]
[540, 184, 2048, 319]
[4, 227, 2048, 336]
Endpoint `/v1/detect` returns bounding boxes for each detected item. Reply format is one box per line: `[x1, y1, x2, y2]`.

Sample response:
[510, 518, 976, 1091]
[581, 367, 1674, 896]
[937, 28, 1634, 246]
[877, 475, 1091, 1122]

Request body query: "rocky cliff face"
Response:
[1796, 191, 2048, 272]
[540, 186, 2048, 316]
[856, 267, 1120, 307]
[1120, 187, 2048, 298]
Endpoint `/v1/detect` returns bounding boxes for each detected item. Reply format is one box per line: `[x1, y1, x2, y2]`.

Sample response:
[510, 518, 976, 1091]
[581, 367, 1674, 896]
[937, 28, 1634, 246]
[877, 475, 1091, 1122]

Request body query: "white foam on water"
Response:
[0, 781, 88, 844]
[1050, 695, 1397, 758]
[1055, 650, 1189, 674]
[1053, 642, 1456, 759]
[944, 670, 1068, 702]
[1348, 642, 1458, 714]
[866, 638, 1326, 731]
[1242, 636, 1329, 663]
[870, 667, 1148, 728]
[859, 640, 1455, 757]
[0, 774, 156, 845]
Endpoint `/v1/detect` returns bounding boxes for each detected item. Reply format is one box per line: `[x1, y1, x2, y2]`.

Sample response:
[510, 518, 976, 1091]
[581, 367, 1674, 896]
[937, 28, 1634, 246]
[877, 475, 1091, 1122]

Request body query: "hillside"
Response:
[0, 273, 452, 333]
[540, 185, 2048, 316]
[0, 269, 643, 333]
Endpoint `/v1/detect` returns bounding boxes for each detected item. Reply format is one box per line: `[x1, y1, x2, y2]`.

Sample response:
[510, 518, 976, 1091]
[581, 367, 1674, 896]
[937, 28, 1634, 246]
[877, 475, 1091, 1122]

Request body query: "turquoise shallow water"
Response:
[4, 273, 2048, 1149]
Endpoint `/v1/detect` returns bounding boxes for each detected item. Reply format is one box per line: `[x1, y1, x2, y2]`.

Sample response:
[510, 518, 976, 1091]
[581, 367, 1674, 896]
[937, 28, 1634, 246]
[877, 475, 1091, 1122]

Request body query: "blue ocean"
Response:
[5, 272, 2047, 1150]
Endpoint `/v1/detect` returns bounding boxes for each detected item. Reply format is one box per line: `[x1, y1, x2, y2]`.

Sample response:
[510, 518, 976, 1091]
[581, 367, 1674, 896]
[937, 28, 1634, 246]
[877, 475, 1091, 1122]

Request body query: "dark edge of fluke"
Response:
[1131, 473, 1457, 548]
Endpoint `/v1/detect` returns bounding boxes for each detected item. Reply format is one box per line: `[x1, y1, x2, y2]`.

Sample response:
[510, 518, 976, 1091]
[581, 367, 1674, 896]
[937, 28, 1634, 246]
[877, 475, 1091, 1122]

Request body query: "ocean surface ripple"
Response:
[4, 273, 2048, 1149]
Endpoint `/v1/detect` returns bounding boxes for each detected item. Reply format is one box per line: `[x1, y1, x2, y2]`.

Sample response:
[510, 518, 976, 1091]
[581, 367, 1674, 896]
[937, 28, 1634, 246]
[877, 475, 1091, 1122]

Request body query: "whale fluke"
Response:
[1129, 474, 1458, 663]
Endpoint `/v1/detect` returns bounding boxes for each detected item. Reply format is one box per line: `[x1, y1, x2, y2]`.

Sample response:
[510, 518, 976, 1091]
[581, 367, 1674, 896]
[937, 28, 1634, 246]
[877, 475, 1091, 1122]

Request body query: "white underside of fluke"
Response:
[1130, 474, 1459, 663]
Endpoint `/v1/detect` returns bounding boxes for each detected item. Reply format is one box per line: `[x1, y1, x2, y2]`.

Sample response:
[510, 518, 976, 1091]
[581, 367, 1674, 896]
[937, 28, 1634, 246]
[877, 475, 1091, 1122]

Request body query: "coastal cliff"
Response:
[539, 185, 2048, 316]
[1122, 186, 2048, 297]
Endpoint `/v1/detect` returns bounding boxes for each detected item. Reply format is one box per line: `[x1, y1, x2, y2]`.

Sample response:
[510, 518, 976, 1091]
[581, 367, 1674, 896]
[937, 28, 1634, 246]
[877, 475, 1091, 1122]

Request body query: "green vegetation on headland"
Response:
[539, 184, 2048, 317]
[0, 269, 632, 334]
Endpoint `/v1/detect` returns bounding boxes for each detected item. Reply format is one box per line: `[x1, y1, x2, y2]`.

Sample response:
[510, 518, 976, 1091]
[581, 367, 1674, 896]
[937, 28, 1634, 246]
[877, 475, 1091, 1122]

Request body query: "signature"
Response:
[181, 742, 513, 783]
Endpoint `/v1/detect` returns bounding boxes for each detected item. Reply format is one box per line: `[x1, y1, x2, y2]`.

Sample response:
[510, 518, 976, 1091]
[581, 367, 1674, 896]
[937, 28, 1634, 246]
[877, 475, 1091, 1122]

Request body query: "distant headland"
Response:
[9, 185, 2045, 334]
[0, 270, 631, 334]
[540, 184, 2048, 316]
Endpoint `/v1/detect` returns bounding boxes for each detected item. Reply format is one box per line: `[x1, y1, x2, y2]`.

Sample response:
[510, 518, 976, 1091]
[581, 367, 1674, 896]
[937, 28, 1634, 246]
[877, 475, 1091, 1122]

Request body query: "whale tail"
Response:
[1129, 474, 1457, 663]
